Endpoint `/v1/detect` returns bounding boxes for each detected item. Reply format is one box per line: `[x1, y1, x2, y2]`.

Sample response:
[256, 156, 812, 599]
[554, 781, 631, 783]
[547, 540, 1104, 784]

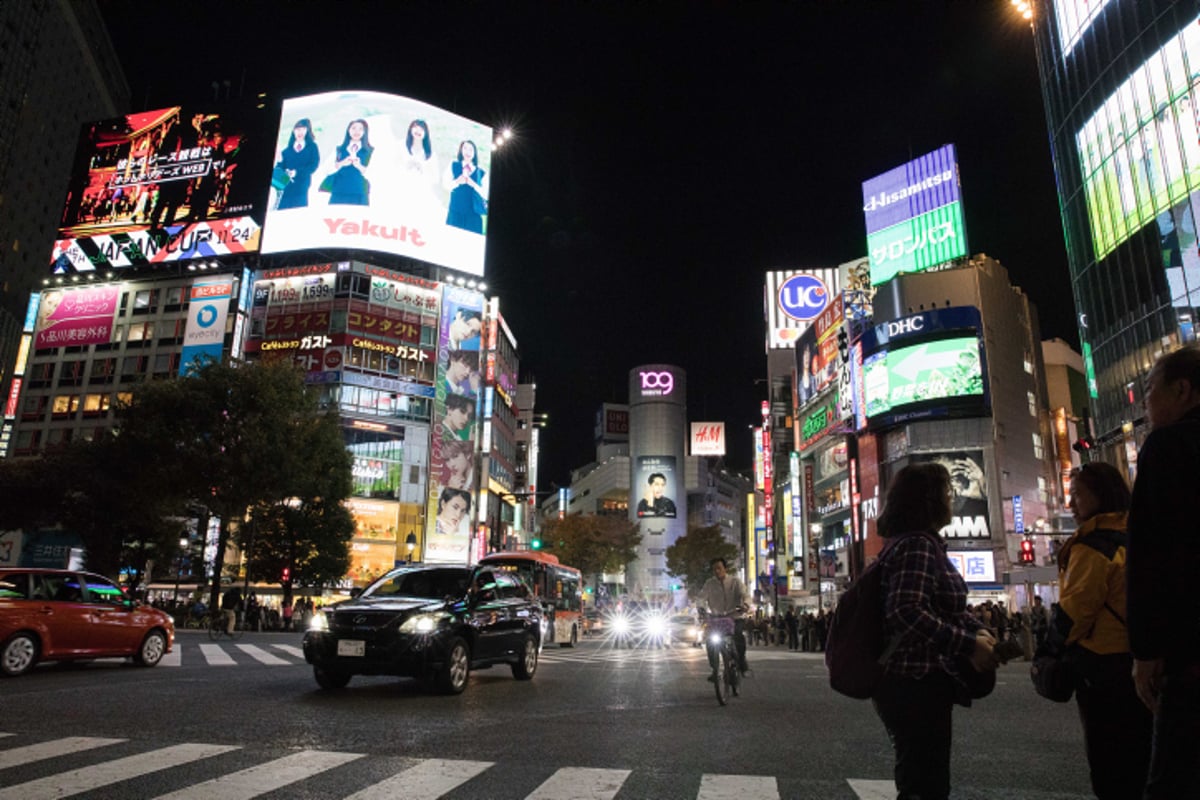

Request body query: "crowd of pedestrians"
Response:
[151, 593, 322, 632]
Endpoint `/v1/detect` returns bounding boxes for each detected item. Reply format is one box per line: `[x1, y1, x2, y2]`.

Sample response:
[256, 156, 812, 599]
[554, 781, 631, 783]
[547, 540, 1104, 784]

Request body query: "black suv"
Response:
[302, 565, 542, 694]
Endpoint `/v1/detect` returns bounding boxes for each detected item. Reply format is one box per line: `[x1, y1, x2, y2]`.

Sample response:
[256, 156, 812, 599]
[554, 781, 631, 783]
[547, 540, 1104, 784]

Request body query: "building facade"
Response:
[1030, 0, 1199, 466]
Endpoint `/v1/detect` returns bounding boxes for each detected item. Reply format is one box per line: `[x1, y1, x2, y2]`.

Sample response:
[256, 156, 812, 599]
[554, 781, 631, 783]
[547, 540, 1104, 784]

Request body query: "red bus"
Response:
[479, 551, 583, 647]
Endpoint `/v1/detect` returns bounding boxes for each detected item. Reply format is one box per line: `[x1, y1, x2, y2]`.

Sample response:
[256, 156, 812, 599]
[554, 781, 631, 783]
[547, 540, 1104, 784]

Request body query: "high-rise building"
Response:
[1027, 0, 1199, 468]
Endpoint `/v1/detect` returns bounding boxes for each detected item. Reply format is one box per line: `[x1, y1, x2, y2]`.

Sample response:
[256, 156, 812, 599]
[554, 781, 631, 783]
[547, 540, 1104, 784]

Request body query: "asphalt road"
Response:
[0, 630, 1096, 799]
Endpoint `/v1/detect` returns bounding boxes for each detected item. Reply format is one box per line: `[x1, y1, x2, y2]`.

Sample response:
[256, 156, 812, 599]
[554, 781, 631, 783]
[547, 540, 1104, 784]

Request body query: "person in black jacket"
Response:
[1126, 345, 1200, 798]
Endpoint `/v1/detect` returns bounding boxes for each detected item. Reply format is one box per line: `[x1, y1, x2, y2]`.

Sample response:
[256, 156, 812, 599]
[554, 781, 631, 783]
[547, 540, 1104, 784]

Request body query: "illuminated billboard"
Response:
[1076, 16, 1200, 261]
[690, 422, 726, 456]
[33, 286, 120, 350]
[862, 144, 968, 285]
[51, 105, 263, 272]
[860, 306, 988, 425]
[261, 91, 493, 276]
[1053, 0, 1116, 59]
[635, 456, 678, 519]
[911, 450, 992, 540]
[764, 269, 840, 349]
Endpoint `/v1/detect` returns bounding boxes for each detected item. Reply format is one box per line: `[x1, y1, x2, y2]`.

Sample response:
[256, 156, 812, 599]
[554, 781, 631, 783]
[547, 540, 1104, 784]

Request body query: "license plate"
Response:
[337, 640, 365, 657]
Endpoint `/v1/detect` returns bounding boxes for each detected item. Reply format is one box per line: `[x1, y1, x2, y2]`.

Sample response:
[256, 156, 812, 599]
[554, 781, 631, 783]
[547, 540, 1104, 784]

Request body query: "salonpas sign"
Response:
[867, 202, 967, 286]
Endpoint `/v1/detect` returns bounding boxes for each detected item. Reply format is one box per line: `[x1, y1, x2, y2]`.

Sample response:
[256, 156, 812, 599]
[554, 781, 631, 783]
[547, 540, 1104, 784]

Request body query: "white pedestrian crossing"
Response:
[526, 766, 631, 799]
[0, 736, 124, 770]
[234, 643, 291, 665]
[0, 742, 239, 800]
[151, 749, 363, 800]
[198, 642, 237, 666]
[271, 643, 304, 659]
[698, 774, 779, 799]
[342, 757, 492, 800]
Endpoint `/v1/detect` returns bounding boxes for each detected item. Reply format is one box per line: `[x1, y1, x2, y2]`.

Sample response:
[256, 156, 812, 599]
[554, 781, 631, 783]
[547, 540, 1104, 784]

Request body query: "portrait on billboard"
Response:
[441, 393, 476, 441]
[444, 350, 481, 398]
[439, 441, 476, 491]
[261, 91, 493, 276]
[911, 450, 991, 539]
[33, 286, 119, 350]
[435, 487, 473, 536]
[635, 456, 678, 519]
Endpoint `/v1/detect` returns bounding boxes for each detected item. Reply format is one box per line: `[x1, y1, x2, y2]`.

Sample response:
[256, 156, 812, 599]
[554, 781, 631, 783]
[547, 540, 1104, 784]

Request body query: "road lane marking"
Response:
[160, 647, 181, 667]
[527, 767, 630, 799]
[151, 749, 363, 800]
[0, 742, 239, 800]
[0, 737, 125, 769]
[847, 778, 896, 799]
[343, 758, 493, 800]
[270, 644, 304, 659]
[235, 644, 290, 665]
[198, 643, 236, 665]
[698, 773, 779, 799]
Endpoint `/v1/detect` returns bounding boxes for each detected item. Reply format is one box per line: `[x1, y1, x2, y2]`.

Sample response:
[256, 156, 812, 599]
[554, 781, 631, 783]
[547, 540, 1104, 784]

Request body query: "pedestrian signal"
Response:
[1019, 539, 1035, 565]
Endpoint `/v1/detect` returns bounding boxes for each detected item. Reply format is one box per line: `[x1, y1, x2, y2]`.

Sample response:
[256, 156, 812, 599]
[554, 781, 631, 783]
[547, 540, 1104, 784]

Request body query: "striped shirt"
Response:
[880, 532, 982, 684]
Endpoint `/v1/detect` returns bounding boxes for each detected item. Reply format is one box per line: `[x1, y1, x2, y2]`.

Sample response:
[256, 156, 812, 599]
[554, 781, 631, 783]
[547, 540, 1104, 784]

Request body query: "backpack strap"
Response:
[1075, 528, 1128, 626]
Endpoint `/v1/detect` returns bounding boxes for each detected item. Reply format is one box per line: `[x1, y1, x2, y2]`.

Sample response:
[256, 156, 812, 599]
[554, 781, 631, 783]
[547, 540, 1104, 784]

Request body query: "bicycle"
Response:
[703, 613, 742, 706]
[205, 611, 245, 641]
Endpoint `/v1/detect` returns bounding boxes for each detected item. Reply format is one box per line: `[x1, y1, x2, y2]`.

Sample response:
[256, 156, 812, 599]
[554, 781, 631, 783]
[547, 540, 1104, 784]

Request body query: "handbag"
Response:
[270, 165, 291, 191]
[1031, 645, 1078, 702]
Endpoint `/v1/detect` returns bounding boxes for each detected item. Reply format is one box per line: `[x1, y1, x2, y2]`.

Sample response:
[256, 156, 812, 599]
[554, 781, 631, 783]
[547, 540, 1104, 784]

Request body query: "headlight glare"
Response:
[399, 614, 440, 634]
[309, 612, 329, 632]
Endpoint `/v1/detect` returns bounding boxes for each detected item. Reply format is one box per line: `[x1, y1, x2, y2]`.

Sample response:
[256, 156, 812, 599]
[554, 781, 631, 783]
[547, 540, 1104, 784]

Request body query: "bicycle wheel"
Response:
[726, 644, 741, 697]
[206, 617, 222, 641]
[713, 648, 729, 706]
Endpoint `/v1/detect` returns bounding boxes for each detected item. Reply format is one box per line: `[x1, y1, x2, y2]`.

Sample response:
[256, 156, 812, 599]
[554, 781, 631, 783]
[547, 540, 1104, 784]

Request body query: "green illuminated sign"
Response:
[867, 201, 968, 285]
[863, 336, 983, 416]
[801, 398, 837, 444]
[1082, 341, 1099, 399]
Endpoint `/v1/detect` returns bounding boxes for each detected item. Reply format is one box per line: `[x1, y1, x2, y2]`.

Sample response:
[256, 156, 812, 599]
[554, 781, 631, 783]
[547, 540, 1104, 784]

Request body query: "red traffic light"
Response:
[281, 566, 291, 583]
[1019, 539, 1035, 565]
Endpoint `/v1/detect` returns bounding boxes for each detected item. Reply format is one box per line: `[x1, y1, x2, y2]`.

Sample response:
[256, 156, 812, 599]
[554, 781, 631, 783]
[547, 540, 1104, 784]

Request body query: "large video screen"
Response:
[51, 105, 262, 272]
[863, 335, 984, 418]
[261, 91, 493, 276]
[1053, 0, 1115, 59]
[1076, 16, 1200, 261]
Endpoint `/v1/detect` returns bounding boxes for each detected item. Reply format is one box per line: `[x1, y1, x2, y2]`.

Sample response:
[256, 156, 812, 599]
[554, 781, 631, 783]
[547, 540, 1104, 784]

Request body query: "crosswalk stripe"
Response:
[235, 644, 291, 665]
[697, 774, 778, 799]
[151, 749, 363, 800]
[0, 742, 239, 800]
[847, 778, 896, 799]
[527, 767, 631, 800]
[198, 643, 237, 666]
[0, 737, 125, 770]
[160, 647, 182, 667]
[270, 644, 304, 658]
[342, 757, 493, 800]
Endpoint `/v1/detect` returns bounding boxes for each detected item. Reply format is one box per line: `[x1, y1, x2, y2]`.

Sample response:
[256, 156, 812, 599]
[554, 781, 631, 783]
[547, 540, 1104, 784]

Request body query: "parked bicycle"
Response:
[205, 611, 244, 641]
[702, 612, 742, 706]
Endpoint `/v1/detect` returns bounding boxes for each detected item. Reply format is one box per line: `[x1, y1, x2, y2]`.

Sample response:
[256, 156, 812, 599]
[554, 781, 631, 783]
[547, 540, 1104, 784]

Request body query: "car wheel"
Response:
[512, 633, 538, 680]
[435, 636, 470, 694]
[313, 665, 351, 690]
[1, 633, 38, 677]
[134, 630, 168, 667]
[561, 625, 578, 648]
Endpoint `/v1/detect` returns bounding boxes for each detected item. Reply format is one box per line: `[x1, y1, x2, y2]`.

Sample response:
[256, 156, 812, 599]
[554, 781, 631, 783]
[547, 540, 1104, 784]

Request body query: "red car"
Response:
[0, 568, 175, 677]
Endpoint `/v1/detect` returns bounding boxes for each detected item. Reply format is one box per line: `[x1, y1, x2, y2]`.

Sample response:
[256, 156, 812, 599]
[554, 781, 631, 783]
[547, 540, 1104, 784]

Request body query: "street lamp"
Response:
[405, 532, 417, 563]
[173, 537, 189, 604]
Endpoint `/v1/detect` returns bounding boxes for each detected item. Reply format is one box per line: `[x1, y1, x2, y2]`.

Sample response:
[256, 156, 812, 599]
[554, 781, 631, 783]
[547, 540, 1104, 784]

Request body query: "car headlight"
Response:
[399, 614, 442, 634]
[685, 626, 698, 639]
[645, 616, 667, 636]
[612, 615, 630, 634]
[309, 611, 329, 632]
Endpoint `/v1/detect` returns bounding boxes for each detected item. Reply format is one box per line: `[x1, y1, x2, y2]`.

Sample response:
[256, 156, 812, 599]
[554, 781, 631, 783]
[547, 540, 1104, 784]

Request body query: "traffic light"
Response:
[280, 566, 290, 583]
[1072, 436, 1095, 454]
[1019, 538, 1035, 565]
[530, 538, 542, 550]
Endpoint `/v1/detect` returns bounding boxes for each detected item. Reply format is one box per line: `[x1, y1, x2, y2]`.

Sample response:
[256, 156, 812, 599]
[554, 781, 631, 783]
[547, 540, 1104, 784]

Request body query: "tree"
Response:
[665, 524, 740, 600]
[112, 357, 349, 610]
[538, 513, 641, 590]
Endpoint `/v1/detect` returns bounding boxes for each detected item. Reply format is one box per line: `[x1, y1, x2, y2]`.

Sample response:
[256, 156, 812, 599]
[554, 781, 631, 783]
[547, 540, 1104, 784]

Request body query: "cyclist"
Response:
[221, 585, 243, 634]
[698, 557, 750, 677]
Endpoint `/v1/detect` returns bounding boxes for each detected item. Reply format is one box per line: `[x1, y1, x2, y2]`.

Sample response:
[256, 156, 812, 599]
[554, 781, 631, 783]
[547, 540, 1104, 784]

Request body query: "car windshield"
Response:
[363, 567, 472, 600]
[670, 615, 695, 624]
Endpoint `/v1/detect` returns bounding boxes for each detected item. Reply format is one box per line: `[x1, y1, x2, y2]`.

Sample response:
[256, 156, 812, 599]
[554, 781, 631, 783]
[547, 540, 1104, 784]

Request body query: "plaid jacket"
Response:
[880, 532, 982, 683]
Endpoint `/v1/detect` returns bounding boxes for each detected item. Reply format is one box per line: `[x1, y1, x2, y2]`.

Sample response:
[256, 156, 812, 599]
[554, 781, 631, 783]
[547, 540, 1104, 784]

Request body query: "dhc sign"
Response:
[778, 274, 830, 322]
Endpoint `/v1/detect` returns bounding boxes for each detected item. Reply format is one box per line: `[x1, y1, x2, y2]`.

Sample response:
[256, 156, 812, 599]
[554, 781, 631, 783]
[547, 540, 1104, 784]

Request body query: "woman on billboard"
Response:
[444, 140, 488, 233]
[326, 119, 374, 206]
[275, 118, 320, 210]
[399, 119, 441, 216]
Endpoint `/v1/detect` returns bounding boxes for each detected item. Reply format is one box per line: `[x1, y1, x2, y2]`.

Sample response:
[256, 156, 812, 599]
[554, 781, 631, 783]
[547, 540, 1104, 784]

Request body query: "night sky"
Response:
[98, 0, 1070, 488]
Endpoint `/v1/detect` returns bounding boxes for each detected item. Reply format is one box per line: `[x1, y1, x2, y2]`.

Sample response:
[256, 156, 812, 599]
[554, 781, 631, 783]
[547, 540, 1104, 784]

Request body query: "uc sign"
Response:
[778, 274, 830, 322]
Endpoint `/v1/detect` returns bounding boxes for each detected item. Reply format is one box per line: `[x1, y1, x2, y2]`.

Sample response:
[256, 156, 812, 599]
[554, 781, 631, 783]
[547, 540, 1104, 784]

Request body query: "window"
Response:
[1023, 353, 1034, 375]
[83, 393, 111, 416]
[121, 356, 145, 377]
[28, 361, 54, 389]
[89, 358, 116, 384]
[152, 353, 177, 376]
[84, 575, 126, 606]
[132, 289, 158, 314]
[21, 394, 48, 421]
[127, 321, 155, 342]
[165, 286, 184, 307]
[1027, 391, 1037, 417]
[52, 394, 80, 418]
[1032, 432, 1044, 460]
[1037, 476, 1048, 504]
[59, 360, 85, 387]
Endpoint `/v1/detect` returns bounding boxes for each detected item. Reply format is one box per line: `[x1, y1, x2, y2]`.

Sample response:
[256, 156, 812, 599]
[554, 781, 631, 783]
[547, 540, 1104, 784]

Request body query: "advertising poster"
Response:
[52, 104, 262, 272]
[765, 269, 840, 349]
[33, 286, 119, 350]
[690, 422, 726, 456]
[425, 284, 484, 563]
[911, 450, 992, 540]
[948, 550, 997, 584]
[635, 456, 678, 519]
[261, 91, 493, 276]
[863, 336, 984, 418]
[179, 279, 233, 375]
[1076, 16, 1200, 260]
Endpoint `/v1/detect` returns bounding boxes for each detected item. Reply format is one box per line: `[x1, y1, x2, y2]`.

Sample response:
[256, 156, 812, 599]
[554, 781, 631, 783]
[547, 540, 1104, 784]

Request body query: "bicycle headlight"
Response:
[399, 613, 441, 634]
[308, 611, 329, 632]
[709, 632, 723, 644]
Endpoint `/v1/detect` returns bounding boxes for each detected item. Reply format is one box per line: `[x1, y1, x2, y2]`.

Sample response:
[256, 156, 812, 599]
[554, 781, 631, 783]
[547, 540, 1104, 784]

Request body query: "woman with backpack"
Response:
[873, 462, 999, 800]
[1054, 462, 1151, 798]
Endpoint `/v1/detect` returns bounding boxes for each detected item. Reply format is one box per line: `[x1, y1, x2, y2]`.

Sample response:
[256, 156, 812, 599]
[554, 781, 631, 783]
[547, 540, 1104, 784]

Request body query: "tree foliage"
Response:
[665, 524, 740, 599]
[538, 513, 642, 580]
